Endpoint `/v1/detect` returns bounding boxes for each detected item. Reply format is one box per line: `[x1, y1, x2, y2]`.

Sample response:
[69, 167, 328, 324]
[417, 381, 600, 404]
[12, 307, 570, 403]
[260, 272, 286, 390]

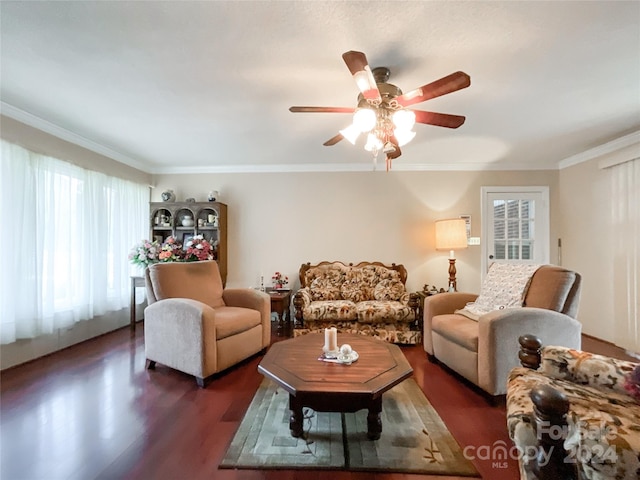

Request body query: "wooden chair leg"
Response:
[146, 360, 156, 370]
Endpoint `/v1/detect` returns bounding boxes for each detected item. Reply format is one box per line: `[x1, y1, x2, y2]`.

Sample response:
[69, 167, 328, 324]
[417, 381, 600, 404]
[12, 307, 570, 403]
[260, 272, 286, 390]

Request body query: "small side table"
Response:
[415, 287, 445, 328]
[130, 275, 146, 329]
[267, 289, 292, 336]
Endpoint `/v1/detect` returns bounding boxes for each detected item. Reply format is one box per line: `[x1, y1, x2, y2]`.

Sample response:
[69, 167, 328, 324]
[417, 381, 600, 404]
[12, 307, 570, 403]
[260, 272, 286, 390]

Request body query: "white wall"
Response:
[558, 152, 629, 343]
[152, 170, 559, 294]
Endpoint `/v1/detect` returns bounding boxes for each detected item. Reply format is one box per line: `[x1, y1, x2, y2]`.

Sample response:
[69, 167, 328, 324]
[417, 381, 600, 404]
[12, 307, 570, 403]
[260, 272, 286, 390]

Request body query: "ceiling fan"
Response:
[289, 50, 470, 170]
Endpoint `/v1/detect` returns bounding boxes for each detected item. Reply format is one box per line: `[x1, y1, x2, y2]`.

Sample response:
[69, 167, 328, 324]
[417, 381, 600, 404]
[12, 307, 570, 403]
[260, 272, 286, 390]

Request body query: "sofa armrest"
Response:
[477, 308, 582, 395]
[223, 289, 271, 348]
[144, 298, 216, 377]
[423, 292, 477, 354]
[293, 288, 312, 324]
[539, 345, 637, 396]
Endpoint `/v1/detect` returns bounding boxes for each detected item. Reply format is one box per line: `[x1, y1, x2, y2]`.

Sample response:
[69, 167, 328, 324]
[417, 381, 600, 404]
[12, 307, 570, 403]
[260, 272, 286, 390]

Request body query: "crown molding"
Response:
[150, 160, 556, 174]
[558, 130, 640, 170]
[1, 102, 153, 173]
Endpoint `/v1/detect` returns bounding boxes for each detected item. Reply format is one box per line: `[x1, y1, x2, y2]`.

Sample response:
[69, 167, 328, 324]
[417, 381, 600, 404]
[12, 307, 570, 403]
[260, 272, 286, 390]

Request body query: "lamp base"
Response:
[448, 258, 457, 292]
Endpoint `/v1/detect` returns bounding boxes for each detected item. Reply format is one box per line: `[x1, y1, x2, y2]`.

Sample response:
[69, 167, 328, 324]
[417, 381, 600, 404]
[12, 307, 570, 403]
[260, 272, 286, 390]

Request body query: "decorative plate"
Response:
[338, 351, 359, 364]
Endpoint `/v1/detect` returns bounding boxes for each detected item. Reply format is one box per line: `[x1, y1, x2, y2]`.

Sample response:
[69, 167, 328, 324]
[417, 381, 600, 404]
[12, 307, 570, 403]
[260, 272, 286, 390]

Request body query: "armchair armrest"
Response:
[293, 287, 312, 324]
[144, 298, 216, 378]
[223, 288, 270, 313]
[223, 289, 271, 348]
[423, 292, 477, 355]
[477, 307, 582, 395]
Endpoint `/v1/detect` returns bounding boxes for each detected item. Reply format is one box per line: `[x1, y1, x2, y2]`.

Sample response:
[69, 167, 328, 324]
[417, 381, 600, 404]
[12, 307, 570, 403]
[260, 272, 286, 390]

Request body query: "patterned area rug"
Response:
[220, 378, 479, 476]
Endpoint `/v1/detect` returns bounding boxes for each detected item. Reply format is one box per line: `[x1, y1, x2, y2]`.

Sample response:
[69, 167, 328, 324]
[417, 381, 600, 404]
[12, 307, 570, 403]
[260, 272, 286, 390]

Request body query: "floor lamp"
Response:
[435, 218, 468, 292]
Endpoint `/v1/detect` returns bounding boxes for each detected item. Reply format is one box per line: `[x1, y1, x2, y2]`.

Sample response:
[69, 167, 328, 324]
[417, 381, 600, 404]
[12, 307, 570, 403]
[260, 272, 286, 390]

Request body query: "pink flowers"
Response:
[184, 235, 214, 262]
[129, 240, 160, 267]
[158, 236, 182, 262]
[272, 271, 289, 288]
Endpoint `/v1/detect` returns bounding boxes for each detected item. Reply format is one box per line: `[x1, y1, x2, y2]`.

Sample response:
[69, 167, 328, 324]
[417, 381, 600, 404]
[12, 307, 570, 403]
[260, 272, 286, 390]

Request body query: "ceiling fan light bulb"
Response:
[339, 124, 361, 145]
[353, 108, 376, 132]
[394, 129, 416, 147]
[392, 109, 416, 130]
[364, 133, 383, 152]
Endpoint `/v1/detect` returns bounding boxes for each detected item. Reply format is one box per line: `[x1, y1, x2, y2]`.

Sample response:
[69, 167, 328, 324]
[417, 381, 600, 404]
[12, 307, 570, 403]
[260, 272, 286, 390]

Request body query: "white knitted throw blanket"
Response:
[456, 263, 542, 321]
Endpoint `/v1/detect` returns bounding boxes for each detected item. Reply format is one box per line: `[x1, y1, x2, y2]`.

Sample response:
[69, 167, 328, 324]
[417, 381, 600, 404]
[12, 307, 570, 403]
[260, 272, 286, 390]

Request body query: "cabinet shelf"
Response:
[150, 201, 228, 285]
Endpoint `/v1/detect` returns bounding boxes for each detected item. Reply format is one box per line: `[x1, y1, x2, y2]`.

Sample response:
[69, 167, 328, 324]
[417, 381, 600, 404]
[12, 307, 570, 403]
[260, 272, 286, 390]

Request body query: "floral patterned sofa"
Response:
[507, 335, 640, 480]
[292, 261, 421, 344]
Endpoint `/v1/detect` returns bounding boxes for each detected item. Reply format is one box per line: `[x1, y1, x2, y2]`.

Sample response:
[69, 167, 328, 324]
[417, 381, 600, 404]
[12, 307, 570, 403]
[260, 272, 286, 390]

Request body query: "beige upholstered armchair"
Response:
[423, 264, 582, 396]
[144, 261, 271, 387]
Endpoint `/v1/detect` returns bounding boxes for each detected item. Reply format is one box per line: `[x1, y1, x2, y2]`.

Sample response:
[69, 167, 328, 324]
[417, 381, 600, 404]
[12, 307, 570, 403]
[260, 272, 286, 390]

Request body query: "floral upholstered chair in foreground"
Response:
[144, 260, 270, 387]
[423, 264, 582, 396]
[507, 335, 640, 480]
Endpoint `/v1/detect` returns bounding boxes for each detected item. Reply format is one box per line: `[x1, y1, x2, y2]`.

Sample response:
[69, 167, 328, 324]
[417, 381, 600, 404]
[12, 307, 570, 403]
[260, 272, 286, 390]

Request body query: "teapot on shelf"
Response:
[161, 189, 176, 202]
[181, 215, 194, 227]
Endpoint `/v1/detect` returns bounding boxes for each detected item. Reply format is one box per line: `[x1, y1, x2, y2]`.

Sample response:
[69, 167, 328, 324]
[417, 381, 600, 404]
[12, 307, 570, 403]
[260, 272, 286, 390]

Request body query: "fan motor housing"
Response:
[357, 67, 402, 107]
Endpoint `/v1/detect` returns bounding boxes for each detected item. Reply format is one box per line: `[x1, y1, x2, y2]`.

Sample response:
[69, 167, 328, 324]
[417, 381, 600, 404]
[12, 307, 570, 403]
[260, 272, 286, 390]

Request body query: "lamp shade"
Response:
[435, 218, 468, 250]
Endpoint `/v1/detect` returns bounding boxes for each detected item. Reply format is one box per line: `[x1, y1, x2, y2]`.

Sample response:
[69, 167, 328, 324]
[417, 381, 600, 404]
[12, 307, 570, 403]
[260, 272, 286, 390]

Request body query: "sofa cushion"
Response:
[214, 306, 261, 340]
[340, 279, 369, 303]
[507, 367, 640, 480]
[373, 279, 406, 301]
[524, 266, 576, 312]
[431, 314, 479, 352]
[356, 300, 414, 324]
[309, 275, 343, 301]
[303, 300, 357, 321]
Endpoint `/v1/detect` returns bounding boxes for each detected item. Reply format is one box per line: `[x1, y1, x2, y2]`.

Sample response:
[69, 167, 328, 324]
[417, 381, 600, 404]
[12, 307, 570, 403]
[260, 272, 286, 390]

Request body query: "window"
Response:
[0, 140, 148, 344]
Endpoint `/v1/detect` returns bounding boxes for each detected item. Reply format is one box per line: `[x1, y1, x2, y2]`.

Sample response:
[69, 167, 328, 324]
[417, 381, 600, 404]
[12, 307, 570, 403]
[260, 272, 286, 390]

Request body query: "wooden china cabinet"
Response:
[149, 201, 228, 285]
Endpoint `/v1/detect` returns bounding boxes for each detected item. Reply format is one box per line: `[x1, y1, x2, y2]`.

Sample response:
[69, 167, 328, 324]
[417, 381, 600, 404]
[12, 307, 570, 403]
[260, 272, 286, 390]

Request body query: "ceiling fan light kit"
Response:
[289, 50, 470, 171]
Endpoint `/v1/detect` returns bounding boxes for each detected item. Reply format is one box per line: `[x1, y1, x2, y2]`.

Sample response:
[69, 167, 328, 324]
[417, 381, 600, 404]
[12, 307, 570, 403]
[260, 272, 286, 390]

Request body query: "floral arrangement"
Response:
[272, 271, 289, 289]
[129, 239, 160, 267]
[183, 235, 214, 262]
[158, 236, 182, 262]
[129, 235, 216, 267]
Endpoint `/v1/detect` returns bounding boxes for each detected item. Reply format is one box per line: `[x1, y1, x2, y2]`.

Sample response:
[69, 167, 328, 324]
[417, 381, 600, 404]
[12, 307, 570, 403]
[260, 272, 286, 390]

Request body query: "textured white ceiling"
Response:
[1, 1, 639, 173]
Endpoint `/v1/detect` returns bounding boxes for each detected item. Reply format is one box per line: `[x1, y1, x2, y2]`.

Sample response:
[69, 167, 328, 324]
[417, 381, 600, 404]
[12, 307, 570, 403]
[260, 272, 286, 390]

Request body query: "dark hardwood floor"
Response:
[1, 323, 634, 480]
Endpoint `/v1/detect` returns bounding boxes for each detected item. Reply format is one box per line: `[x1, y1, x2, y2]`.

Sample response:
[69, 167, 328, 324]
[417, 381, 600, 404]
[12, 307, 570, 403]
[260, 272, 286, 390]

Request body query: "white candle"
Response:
[326, 327, 338, 352]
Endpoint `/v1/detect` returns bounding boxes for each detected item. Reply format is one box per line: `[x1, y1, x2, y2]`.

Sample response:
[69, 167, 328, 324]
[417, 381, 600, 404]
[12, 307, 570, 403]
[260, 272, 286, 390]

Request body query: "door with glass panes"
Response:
[481, 187, 549, 277]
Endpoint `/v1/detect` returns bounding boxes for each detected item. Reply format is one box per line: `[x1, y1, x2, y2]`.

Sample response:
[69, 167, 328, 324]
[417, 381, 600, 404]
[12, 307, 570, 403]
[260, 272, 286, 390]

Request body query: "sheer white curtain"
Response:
[0, 140, 148, 344]
[610, 157, 639, 353]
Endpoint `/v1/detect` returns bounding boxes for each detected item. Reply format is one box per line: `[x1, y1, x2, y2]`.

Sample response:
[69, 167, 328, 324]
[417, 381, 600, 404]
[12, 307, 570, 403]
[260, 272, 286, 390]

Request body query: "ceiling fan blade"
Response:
[289, 106, 355, 113]
[342, 51, 381, 102]
[413, 110, 466, 129]
[323, 133, 344, 146]
[396, 71, 470, 107]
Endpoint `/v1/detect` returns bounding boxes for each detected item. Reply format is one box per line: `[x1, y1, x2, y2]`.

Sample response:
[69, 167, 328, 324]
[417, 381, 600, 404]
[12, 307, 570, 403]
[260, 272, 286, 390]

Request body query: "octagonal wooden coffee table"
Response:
[258, 333, 413, 440]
